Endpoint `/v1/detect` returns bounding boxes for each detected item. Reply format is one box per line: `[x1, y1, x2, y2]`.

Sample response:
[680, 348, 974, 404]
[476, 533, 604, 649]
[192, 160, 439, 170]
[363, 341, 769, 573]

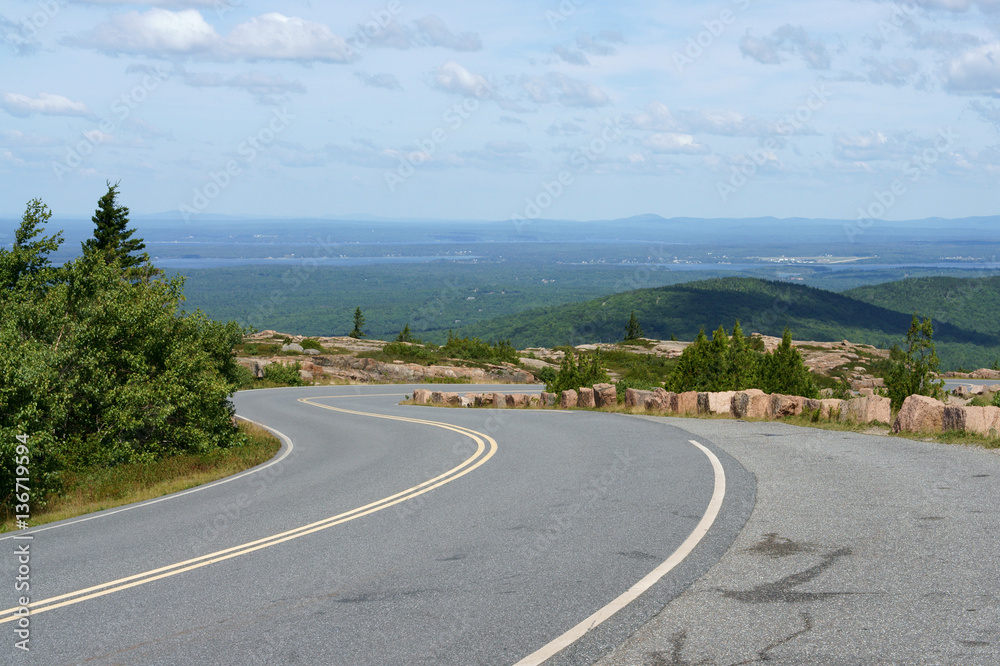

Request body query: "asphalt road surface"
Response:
[6, 386, 998, 664]
[0, 385, 752, 665]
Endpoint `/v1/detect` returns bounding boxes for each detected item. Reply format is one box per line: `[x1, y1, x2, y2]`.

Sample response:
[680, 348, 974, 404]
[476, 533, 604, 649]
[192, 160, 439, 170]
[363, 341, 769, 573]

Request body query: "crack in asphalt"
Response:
[719, 546, 855, 604]
[645, 613, 814, 666]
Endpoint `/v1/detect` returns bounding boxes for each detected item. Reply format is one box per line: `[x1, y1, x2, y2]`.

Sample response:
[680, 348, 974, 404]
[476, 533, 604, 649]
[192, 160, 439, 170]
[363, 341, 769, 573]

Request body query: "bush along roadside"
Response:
[0, 189, 254, 519]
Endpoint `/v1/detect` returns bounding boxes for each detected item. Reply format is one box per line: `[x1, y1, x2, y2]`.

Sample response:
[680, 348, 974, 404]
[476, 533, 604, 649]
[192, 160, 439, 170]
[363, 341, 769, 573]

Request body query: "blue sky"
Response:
[2, 0, 999, 221]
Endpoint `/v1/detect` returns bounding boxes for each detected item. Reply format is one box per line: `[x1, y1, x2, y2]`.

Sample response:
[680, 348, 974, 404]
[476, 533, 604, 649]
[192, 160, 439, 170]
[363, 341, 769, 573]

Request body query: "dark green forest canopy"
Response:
[845, 275, 1000, 337]
[455, 277, 1000, 371]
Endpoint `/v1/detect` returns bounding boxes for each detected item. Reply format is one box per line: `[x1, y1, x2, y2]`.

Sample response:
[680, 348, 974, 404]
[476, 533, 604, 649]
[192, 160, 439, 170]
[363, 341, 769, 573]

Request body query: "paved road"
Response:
[596, 417, 1000, 665]
[943, 378, 999, 392]
[0, 386, 753, 665]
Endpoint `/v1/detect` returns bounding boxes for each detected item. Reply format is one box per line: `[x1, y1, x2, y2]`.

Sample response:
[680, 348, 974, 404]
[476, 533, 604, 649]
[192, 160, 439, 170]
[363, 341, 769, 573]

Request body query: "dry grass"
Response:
[0, 421, 281, 532]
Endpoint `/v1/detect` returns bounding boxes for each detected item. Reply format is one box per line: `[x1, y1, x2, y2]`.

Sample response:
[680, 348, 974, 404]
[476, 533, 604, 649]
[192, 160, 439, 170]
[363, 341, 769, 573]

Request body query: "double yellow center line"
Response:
[0, 398, 497, 623]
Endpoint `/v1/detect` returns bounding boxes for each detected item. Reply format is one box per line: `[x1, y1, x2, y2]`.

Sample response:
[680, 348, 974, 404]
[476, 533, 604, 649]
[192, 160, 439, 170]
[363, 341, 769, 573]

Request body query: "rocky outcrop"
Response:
[817, 398, 844, 419]
[624, 388, 651, 408]
[699, 391, 735, 416]
[892, 395, 946, 433]
[840, 394, 891, 424]
[731, 389, 770, 419]
[412, 385, 919, 431]
[943, 405, 1000, 437]
[769, 394, 806, 419]
[676, 391, 699, 415]
[560, 390, 578, 408]
[237, 353, 534, 385]
[593, 383, 618, 408]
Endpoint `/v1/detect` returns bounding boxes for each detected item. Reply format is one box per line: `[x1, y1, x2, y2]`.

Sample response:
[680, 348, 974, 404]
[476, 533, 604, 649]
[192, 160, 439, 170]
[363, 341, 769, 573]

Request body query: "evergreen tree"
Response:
[396, 323, 413, 342]
[761, 328, 818, 397]
[667, 329, 713, 391]
[707, 325, 731, 388]
[624, 310, 644, 341]
[82, 182, 148, 271]
[726, 320, 760, 390]
[0, 199, 62, 292]
[349, 307, 366, 338]
[885, 314, 944, 410]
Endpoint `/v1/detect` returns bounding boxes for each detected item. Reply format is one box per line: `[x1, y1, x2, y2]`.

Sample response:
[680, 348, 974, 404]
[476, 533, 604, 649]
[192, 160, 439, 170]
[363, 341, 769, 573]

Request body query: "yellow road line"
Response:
[513, 439, 726, 665]
[0, 417, 295, 543]
[0, 401, 497, 623]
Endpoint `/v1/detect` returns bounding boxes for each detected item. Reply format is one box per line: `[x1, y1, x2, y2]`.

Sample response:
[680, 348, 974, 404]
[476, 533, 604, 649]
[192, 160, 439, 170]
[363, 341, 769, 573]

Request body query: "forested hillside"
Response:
[845, 276, 1000, 337]
[456, 277, 1000, 370]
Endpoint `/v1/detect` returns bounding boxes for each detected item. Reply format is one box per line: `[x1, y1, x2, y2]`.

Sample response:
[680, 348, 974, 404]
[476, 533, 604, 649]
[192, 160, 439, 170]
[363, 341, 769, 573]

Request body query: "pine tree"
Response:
[350, 307, 366, 338]
[82, 182, 148, 270]
[885, 314, 944, 409]
[761, 328, 818, 397]
[624, 310, 644, 341]
[726, 320, 760, 390]
[0, 199, 62, 292]
[396, 323, 413, 342]
[707, 325, 730, 388]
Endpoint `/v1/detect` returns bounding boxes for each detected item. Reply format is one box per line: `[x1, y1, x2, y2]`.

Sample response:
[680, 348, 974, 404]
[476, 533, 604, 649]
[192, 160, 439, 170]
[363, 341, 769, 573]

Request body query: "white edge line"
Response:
[512, 438, 727, 666]
[0, 416, 294, 541]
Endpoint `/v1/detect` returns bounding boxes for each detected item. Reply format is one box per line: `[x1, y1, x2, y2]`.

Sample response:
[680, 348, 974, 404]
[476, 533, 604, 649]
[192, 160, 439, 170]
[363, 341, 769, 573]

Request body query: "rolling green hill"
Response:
[845, 276, 1000, 337]
[457, 277, 1000, 371]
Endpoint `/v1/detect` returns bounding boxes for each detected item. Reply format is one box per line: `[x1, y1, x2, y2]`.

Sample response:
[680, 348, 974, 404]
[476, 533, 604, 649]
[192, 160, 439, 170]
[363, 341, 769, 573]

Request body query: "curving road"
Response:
[7, 385, 997, 664]
[0, 385, 753, 665]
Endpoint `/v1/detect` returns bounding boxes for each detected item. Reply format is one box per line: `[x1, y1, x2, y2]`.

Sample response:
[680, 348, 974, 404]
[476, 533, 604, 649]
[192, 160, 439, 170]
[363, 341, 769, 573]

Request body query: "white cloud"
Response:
[71, 9, 352, 62]
[945, 43, 1000, 95]
[643, 133, 709, 154]
[630, 102, 679, 132]
[629, 103, 785, 137]
[357, 15, 481, 51]
[0, 92, 91, 117]
[355, 72, 402, 91]
[864, 57, 921, 86]
[73, 9, 219, 55]
[226, 13, 352, 62]
[553, 45, 589, 66]
[413, 15, 481, 51]
[740, 25, 831, 70]
[834, 131, 916, 161]
[432, 60, 492, 98]
[912, 0, 1000, 12]
[520, 72, 609, 107]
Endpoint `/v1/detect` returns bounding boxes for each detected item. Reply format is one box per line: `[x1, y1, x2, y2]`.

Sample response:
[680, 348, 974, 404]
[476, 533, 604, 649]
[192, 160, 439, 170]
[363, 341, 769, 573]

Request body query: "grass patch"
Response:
[0, 421, 281, 532]
[421, 376, 474, 384]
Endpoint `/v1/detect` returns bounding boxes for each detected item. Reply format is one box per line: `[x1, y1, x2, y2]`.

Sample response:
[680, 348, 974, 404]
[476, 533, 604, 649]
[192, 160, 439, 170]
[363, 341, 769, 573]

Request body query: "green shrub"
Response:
[262, 362, 305, 386]
[441, 331, 518, 364]
[615, 377, 662, 403]
[545, 350, 611, 394]
[299, 338, 324, 351]
[0, 193, 248, 516]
